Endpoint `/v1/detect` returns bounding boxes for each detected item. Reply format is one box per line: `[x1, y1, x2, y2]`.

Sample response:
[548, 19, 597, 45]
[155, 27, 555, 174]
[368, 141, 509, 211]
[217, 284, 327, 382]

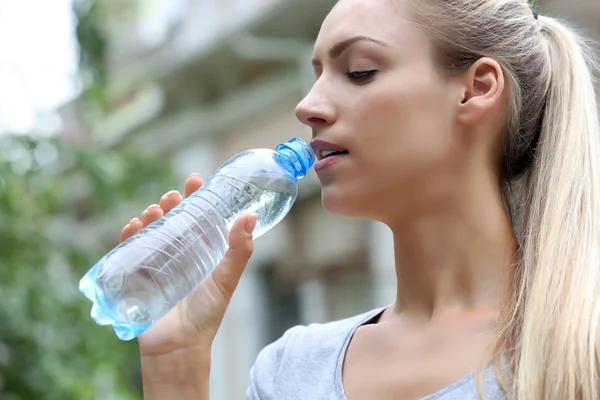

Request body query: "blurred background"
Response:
[0, 0, 598, 399]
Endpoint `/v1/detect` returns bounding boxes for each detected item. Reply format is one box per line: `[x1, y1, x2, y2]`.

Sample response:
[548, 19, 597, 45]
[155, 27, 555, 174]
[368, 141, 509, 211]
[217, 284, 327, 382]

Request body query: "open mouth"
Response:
[320, 150, 349, 159]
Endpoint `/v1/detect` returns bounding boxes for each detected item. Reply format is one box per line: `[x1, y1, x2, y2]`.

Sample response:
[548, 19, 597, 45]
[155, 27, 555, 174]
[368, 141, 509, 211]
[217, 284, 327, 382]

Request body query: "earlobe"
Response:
[457, 57, 504, 124]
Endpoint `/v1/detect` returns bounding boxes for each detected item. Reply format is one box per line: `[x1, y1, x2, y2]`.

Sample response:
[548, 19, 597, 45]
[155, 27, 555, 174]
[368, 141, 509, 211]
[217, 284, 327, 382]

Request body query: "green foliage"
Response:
[73, 0, 109, 111]
[0, 1, 180, 397]
[0, 136, 177, 399]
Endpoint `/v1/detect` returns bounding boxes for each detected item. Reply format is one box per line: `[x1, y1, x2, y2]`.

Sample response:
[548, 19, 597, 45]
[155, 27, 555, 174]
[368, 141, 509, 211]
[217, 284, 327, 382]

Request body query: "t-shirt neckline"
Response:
[332, 306, 476, 400]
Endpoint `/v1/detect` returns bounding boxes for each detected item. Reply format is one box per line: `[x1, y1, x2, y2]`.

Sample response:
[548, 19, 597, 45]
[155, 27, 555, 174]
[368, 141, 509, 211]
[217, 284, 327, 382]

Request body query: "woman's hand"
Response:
[120, 173, 257, 399]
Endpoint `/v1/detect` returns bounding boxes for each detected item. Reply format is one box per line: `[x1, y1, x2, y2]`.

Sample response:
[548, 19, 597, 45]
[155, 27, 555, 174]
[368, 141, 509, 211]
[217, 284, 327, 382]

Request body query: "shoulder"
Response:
[246, 307, 385, 400]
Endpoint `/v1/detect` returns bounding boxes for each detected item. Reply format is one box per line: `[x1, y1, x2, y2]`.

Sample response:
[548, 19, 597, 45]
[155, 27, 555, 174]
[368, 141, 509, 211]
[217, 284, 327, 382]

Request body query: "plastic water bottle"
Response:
[79, 138, 315, 340]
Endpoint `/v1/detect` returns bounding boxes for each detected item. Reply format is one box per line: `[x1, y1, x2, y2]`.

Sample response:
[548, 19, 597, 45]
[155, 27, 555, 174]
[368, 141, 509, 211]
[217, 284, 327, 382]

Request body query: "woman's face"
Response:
[296, 0, 467, 224]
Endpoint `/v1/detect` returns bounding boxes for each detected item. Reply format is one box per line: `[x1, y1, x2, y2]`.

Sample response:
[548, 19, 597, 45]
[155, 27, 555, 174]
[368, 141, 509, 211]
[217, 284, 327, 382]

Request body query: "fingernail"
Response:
[130, 218, 139, 224]
[189, 172, 202, 179]
[245, 214, 258, 234]
[146, 204, 160, 211]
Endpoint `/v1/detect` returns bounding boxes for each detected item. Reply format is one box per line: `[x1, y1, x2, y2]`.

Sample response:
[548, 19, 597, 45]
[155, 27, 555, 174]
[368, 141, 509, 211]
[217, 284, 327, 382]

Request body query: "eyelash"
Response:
[345, 70, 377, 83]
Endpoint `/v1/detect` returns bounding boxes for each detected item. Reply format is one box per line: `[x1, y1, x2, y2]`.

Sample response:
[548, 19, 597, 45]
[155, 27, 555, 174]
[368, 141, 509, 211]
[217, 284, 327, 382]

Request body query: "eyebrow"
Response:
[311, 36, 388, 67]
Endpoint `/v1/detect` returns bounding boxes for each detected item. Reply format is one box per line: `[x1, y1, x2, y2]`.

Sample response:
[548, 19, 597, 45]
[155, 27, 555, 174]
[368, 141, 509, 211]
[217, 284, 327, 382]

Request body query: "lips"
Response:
[310, 139, 349, 172]
[310, 139, 349, 161]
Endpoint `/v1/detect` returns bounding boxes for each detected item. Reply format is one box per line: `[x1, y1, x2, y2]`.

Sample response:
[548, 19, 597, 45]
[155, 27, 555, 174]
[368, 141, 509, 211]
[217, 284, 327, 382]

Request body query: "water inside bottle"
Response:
[80, 174, 297, 340]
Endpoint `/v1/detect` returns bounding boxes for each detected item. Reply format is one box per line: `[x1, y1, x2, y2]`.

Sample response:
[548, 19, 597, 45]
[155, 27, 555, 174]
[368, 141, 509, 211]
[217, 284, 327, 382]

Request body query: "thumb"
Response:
[207, 212, 257, 303]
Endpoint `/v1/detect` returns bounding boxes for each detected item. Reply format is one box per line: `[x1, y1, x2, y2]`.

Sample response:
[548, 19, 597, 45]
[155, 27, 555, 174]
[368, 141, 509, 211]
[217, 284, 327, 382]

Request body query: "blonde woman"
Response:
[122, 0, 600, 398]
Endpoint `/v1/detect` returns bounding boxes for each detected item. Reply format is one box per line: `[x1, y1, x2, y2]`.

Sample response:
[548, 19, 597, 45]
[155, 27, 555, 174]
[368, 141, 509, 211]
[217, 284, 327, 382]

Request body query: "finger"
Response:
[120, 218, 144, 243]
[184, 173, 204, 198]
[159, 190, 183, 213]
[139, 204, 164, 227]
[208, 213, 258, 300]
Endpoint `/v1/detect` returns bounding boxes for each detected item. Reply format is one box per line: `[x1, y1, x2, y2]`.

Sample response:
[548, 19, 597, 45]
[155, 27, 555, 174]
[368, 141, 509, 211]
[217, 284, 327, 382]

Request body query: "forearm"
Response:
[141, 349, 211, 400]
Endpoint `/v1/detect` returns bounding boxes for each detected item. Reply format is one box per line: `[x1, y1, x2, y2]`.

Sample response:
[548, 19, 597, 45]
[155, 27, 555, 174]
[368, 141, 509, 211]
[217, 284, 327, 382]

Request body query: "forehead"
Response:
[315, 0, 416, 50]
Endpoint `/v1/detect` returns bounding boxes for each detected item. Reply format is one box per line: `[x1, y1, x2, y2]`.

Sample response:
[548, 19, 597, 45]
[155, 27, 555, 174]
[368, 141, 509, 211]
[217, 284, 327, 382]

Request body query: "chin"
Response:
[321, 186, 350, 213]
[320, 187, 373, 219]
[321, 182, 403, 225]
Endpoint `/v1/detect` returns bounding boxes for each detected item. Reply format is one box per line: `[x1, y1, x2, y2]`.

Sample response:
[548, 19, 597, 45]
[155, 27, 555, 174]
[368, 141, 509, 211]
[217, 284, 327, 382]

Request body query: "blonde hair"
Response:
[404, 0, 600, 398]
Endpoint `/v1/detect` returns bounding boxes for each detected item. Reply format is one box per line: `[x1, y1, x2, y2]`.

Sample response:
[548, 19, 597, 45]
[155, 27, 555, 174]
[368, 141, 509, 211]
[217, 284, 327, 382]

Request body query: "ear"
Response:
[456, 57, 505, 125]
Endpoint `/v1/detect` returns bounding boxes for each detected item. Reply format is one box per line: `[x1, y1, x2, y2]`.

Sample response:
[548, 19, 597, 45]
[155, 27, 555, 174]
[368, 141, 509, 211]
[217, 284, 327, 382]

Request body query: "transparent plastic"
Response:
[79, 138, 315, 340]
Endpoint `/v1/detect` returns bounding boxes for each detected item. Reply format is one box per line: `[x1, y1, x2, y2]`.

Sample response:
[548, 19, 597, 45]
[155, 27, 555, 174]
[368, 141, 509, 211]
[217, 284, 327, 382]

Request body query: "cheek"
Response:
[321, 70, 457, 219]
[356, 74, 455, 179]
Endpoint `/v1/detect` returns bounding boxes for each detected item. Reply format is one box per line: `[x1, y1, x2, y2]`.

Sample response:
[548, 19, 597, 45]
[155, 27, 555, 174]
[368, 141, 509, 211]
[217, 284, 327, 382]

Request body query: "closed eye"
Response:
[345, 70, 377, 84]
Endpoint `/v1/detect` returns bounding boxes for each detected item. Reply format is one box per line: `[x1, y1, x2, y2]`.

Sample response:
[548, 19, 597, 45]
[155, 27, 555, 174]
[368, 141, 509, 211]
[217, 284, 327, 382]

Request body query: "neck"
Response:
[387, 176, 516, 321]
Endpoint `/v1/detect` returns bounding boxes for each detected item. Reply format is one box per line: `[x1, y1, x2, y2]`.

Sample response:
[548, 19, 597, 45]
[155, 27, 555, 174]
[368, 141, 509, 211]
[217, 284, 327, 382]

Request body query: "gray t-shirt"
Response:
[246, 307, 507, 399]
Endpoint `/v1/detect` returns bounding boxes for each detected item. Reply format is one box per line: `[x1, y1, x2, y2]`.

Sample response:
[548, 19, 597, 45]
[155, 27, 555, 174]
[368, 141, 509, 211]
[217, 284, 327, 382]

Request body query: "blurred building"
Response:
[60, 0, 600, 398]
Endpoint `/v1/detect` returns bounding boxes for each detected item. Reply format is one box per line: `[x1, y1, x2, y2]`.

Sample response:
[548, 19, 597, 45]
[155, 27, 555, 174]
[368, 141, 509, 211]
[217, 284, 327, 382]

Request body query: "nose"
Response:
[295, 84, 336, 132]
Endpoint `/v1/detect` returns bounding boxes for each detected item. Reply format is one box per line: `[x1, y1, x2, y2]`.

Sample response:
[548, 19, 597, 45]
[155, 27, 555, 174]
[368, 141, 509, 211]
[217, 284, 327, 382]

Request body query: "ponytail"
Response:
[503, 16, 600, 399]
[404, 0, 599, 396]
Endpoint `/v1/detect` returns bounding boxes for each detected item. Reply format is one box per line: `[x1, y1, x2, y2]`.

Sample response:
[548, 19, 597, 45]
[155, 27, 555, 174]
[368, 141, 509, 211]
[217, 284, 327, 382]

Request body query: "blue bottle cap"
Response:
[276, 138, 316, 179]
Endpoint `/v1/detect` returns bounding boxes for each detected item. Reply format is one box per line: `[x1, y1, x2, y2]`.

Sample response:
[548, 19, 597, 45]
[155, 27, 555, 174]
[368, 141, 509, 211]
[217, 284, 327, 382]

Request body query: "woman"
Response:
[121, 0, 600, 398]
